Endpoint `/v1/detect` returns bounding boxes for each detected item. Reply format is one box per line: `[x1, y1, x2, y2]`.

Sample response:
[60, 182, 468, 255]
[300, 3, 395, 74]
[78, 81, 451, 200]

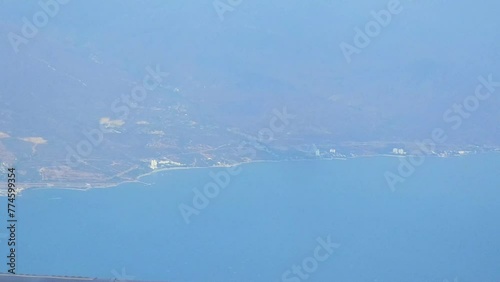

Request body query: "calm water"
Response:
[6, 154, 500, 282]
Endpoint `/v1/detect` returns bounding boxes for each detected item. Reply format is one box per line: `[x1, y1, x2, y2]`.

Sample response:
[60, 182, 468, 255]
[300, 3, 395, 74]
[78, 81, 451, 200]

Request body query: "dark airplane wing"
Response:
[0, 273, 165, 282]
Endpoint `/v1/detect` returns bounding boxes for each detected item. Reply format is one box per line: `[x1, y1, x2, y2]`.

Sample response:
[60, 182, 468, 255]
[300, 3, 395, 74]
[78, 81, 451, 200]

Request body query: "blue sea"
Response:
[5, 154, 500, 282]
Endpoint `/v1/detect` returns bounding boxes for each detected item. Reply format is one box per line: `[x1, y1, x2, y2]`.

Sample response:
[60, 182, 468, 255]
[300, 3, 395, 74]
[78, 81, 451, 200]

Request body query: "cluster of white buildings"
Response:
[392, 148, 406, 155]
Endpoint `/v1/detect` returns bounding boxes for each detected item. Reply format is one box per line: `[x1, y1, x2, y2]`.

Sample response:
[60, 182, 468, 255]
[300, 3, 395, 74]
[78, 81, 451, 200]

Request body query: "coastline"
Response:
[4, 150, 499, 196]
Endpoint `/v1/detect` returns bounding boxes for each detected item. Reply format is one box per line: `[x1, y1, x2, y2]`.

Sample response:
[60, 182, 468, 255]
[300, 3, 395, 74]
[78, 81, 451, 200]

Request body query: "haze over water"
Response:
[6, 154, 500, 282]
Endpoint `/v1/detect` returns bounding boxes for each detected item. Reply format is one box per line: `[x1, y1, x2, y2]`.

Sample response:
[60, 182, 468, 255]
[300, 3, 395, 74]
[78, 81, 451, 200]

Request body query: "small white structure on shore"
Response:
[392, 148, 407, 155]
[150, 159, 158, 170]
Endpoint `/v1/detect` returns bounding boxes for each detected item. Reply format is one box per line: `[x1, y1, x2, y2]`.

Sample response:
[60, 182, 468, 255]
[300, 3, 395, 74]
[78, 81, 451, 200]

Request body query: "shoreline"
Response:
[4, 151, 499, 196]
